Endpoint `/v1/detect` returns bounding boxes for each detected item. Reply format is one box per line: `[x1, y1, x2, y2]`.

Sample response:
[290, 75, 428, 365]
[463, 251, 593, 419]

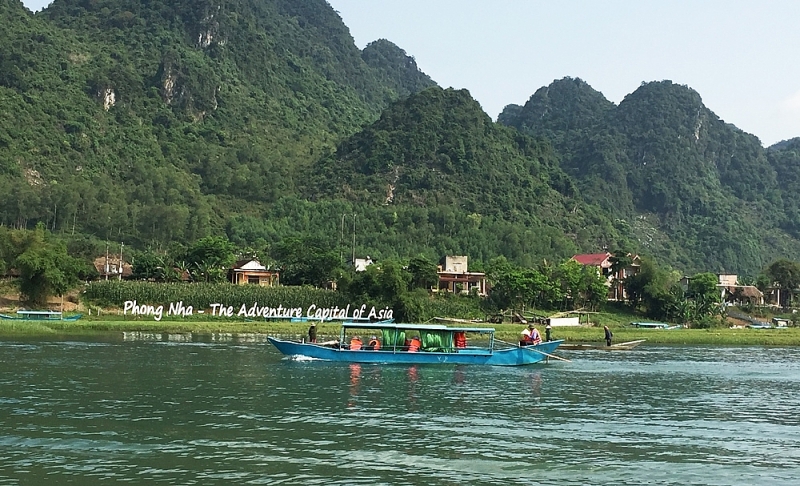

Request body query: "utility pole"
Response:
[105, 242, 109, 281]
[340, 214, 346, 262]
[351, 213, 356, 265]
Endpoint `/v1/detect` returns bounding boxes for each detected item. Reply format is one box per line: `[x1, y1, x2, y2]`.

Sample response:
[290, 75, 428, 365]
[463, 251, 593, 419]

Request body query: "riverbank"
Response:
[2, 318, 799, 346]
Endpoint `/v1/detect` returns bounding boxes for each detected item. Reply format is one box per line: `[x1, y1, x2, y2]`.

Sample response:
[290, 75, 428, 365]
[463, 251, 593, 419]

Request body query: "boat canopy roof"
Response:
[342, 322, 495, 334]
[17, 310, 62, 315]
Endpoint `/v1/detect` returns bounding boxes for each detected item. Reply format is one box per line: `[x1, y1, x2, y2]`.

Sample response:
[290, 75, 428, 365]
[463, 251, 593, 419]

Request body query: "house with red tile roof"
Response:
[571, 252, 640, 301]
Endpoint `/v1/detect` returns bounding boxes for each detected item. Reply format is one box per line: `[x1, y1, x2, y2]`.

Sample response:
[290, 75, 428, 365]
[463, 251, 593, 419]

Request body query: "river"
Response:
[1, 334, 799, 485]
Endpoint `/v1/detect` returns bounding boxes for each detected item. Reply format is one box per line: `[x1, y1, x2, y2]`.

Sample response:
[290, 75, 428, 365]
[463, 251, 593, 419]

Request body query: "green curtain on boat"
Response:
[381, 329, 406, 349]
[421, 330, 454, 352]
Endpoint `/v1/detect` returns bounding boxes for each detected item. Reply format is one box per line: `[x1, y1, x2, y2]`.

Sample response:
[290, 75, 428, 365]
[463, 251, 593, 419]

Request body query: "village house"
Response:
[571, 252, 640, 301]
[353, 256, 374, 272]
[93, 254, 133, 280]
[228, 259, 280, 286]
[764, 286, 793, 308]
[679, 274, 765, 306]
[435, 256, 488, 296]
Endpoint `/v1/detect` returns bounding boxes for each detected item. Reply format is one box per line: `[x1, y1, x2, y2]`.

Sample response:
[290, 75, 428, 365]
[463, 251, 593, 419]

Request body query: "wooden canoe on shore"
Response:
[559, 339, 646, 351]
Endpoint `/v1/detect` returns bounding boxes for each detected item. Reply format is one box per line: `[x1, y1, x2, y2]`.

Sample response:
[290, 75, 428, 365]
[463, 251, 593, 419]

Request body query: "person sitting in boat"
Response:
[367, 336, 381, 350]
[408, 335, 421, 352]
[349, 336, 363, 350]
[521, 325, 542, 346]
[454, 331, 467, 349]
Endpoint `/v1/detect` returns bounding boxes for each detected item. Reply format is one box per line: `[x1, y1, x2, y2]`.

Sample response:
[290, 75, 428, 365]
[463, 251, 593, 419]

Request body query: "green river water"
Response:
[1, 334, 798, 485]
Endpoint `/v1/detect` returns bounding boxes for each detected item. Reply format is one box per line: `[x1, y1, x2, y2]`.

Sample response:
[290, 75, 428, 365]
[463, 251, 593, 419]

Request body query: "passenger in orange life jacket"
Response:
[367, 336, 381, 350]
[453, 331, 467, 349]
[530, 326, 542, 345]
[349, 336, 363, 350]
[408, 335, 421, 352]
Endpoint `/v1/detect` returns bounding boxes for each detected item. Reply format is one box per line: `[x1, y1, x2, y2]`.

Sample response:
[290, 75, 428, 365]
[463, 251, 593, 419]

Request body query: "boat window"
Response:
[421, 330, 454, 352]
[381, 329, 406, 349]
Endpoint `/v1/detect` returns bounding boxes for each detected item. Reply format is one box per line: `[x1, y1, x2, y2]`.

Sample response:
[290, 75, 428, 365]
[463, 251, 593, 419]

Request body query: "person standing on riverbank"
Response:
[604, 325, 613, 346]
[308, 322, 317, 343]
[545, 322, 552, 342]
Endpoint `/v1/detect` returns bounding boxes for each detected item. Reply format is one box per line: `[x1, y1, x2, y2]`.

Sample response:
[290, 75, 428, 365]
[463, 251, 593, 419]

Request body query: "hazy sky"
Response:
[22, 0, 800, 146]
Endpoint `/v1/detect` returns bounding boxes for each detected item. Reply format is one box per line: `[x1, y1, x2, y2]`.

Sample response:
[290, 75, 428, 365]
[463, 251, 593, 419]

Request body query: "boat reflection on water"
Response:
[348, 363, 361, 408]
[453, 365, 467, 385]
[407, 365, 419, 407]
[524, 370, 542, 415]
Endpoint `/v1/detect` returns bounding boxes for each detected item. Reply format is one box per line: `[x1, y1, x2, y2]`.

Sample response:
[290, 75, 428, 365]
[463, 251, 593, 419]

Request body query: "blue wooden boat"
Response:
[268, 322, 564, 366]
[0, 310, 82, 321]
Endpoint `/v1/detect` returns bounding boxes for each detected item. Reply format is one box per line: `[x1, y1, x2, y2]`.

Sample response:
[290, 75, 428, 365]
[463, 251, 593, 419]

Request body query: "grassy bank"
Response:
[2, 318, 799, 346]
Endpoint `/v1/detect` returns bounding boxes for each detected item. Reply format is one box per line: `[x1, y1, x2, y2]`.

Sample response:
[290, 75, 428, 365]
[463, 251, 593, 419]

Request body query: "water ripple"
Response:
[1, 340, 800, 484]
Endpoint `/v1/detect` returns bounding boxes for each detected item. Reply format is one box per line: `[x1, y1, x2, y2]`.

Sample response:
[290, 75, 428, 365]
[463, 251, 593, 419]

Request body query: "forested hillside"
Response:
[2, 1, 799, 278]
[500, 78, 800, 274]
[0, 0, 434, 248]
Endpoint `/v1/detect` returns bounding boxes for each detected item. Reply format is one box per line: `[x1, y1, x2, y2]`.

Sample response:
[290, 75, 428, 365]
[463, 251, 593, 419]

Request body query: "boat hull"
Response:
[559, 339, 645, 351]
[0, 313, 82, 322]
[268, 338, 563, 366]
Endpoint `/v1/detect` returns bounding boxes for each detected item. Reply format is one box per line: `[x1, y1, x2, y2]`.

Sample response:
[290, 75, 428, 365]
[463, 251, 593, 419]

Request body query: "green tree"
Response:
[131, 249, 166, 281]
[407, 255, 439, 291]
[182, 236, 237, 283]
[683, 273, 723, 325]
[14, 226, 87, 306]
[554, 259, 584, 310]
[272, 237, 341, 287]
[766, 259, 800, 308]
[623, 257, 676, 319]
[184, 236, 237, 269]
[579, 265, 609, 311]
[609, 250, 633, 276]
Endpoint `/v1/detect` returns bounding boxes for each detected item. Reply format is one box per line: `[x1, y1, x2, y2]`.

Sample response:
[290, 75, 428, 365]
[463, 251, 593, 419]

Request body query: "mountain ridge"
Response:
[1, 1, 799, 276]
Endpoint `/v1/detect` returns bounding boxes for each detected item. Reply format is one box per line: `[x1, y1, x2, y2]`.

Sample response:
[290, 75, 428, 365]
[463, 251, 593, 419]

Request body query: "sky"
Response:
[22, 0, 800, 146]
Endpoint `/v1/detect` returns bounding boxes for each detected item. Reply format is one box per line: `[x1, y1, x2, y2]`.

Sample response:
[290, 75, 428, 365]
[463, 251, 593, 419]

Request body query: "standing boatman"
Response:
[308, 322, 317, 343]
[604, 325, 613, 346]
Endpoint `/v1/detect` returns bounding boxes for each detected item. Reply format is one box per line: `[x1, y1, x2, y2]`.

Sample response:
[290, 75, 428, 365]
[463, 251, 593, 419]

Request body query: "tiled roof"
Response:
[572, 253, 612, 266]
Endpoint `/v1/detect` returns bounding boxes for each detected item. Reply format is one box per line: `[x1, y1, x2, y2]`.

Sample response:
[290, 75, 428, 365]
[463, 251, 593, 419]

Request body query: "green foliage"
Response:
[766, 258, 800, 308]
[500, 78, 800, 275]
[407, 255, 439, 290]
[623, 257, 677, 319]
[307, 86, 627, 262]
[11, 225, 88, 305]
[181, 236, 237, 282]
[337, 260, 410, 310]
[484, 256, 607, 313]
[2, 2, 800, 286]
[0, 0, 434, 250]
[131, 249, 167, 281]
[271, 236, 342, 287]
[84, 280, 346, 310]
[621, 260, 724, 325]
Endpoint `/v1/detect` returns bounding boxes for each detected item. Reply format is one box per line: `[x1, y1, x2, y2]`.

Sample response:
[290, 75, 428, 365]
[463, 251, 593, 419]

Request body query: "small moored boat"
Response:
[268, 322, 564, 366]
[0, 310, 83, 321]
[559, 339, 646, 351]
